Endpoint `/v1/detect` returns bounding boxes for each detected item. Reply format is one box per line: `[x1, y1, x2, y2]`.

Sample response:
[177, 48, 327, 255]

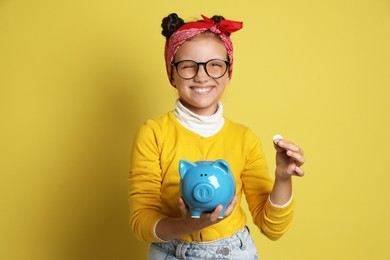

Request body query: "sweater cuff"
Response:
[153, 218, 170, 242]
[268, 194, 293, 208]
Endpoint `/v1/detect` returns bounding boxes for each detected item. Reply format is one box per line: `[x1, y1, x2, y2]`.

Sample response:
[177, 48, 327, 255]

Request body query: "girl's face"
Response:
[171, 33, 230, 116]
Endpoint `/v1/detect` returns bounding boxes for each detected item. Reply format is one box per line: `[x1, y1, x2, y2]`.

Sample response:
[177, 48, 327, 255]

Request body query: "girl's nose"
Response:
[194, 64, 209, 82]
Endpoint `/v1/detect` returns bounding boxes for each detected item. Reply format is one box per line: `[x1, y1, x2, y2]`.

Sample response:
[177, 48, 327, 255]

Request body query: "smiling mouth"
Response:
[191, 87, 212, 94]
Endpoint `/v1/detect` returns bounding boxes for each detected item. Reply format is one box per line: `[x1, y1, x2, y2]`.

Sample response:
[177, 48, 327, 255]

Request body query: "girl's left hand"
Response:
[273, 137, 305, 180]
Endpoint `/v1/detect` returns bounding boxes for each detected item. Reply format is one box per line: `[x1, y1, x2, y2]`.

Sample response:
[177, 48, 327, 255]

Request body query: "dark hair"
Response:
[161, 13, 185, 40]
[161, 13, 228, 40]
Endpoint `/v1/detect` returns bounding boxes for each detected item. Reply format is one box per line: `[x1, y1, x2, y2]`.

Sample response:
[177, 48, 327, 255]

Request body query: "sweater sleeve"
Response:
[128, 120, 167, 242]
[242, 130, 294, 240]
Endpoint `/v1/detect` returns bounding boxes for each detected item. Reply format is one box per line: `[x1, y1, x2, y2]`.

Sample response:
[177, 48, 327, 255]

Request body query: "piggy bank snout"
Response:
[193, 183, 215, 203]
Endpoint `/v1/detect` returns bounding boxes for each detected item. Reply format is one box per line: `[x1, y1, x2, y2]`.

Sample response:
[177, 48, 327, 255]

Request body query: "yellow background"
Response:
[1, 0, 389, 259]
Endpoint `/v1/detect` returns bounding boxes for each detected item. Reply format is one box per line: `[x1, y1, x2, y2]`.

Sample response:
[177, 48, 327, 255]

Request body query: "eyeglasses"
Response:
[171, 59, 230, 80]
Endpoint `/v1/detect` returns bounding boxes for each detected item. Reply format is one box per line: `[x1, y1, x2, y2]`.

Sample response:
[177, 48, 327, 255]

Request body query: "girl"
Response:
[128, 13, 305, 259]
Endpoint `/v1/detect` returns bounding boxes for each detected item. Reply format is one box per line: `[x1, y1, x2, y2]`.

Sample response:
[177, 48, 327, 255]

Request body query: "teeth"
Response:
[192, 87, 211, 94]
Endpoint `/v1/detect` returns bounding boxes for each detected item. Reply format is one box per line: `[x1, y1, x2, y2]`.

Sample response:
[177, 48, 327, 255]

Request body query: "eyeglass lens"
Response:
[174, 59, 228, 79]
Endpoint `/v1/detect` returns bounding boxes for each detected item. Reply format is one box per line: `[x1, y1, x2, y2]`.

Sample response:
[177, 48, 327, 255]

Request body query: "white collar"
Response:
[173, 99, 225, 137]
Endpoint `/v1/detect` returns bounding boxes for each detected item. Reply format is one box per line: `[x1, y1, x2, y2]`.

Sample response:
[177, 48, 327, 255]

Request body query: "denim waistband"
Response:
[151, 226, 251, 259]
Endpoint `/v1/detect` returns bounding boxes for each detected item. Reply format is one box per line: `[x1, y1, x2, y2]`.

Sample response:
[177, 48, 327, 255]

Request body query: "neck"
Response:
[173, 99, 225, 137]
[178, 99, 218, 116]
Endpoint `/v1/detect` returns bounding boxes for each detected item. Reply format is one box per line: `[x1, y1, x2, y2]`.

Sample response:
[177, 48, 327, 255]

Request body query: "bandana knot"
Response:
[200, 15, 243, 35]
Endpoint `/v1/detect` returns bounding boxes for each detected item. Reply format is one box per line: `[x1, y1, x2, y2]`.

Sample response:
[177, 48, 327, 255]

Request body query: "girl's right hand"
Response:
[155, 196, 238, 241]
[178, 196, 238, 229]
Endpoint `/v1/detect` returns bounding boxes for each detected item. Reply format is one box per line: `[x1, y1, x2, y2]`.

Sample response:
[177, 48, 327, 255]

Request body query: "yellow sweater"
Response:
[128, 112, 294, 243]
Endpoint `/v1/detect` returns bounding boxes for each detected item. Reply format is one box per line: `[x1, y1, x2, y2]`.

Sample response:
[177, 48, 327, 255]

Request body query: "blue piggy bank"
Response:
[179, 159, 236, 219]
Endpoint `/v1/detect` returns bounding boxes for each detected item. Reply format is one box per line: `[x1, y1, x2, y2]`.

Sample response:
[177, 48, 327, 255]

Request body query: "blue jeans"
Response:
[148, 226, 258, 259]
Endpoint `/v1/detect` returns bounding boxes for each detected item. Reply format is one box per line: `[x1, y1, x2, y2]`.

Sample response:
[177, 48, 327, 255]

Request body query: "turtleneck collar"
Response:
[173, 99, 225, 137]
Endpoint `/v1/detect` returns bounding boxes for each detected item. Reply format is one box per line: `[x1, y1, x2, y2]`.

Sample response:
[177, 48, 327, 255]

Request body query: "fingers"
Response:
[294, 166, 305, 176]
[178, 197, 237, 231]
[178, 197, 190, 218]
[274, 139, 305, 165]
[274, 136, 306, 179]
[274, 139, 304, 155]
[223, 195, 238, 217]
[180, 196, 238, 224]
[208, 196, 238, 222]
[273, 139, 287, 153]
[286, 149, 305, 166]
[213, 195, 238, 221]
[209, 205, 223, 222]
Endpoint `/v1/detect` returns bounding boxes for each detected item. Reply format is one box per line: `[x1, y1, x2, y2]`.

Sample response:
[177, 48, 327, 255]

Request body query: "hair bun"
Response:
[210, 15, 225, 24]
[161, 13, 185, 40]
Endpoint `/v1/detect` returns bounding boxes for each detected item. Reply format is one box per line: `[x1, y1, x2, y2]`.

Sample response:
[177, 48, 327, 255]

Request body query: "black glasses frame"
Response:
[171, 59, 230, 80]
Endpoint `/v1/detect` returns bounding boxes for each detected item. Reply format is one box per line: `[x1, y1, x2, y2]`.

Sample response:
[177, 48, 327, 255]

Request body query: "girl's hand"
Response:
[178, 195, 238, 230]
[273, 137, 305, 180]
[155, 196, 238, 241]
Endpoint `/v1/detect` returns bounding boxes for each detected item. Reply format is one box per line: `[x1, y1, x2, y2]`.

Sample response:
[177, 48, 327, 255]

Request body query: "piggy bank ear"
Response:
[212, 159, 230, 174]
[179, 160, 196, 178]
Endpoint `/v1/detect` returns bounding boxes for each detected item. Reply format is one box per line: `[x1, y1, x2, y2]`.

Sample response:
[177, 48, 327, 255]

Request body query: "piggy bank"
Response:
[179, 159, 236, 218]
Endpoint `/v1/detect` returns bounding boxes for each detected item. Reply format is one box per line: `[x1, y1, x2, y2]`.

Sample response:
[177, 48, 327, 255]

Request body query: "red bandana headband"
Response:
[164, 15, 243, 82]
